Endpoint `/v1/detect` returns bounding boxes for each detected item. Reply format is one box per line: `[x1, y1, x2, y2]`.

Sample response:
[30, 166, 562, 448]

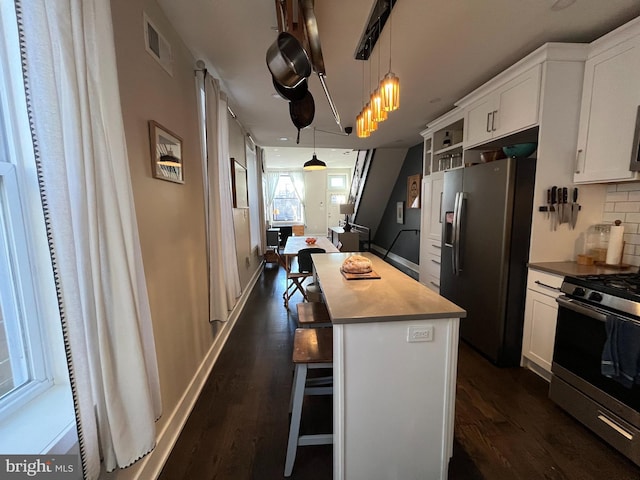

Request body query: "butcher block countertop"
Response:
[312, 252, 466, 325]
[528, 261, 639, 277]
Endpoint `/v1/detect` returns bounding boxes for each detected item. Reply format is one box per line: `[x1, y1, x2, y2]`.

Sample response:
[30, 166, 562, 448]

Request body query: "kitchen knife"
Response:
[561, 187, 568, 224]
[551, 186, 557, 231]
[546, 188, 551, 219]
[571, 187, 579, 229]
[558, 187, 564, 225]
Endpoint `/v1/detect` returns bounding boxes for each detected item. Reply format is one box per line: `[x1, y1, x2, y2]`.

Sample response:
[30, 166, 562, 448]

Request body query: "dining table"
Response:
[281, 235, 339, 271]
[281, 235, 339, 307]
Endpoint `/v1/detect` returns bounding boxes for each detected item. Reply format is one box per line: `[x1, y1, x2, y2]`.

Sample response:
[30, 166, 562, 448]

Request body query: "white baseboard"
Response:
[370, 244, 419, 274]
[126, 266, 263, 480]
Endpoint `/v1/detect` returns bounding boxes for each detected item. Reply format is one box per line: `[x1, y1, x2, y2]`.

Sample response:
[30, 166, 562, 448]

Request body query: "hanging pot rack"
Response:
[273, 0, 342, 130]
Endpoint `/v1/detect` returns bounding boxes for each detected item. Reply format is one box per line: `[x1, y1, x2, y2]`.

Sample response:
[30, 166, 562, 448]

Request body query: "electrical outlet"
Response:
[407, 325, 434, 343]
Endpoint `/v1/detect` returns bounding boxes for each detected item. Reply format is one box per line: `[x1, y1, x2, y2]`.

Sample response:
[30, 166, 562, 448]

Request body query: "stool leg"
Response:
[288, 362, 301, 413]
[285, 363, 307, 477]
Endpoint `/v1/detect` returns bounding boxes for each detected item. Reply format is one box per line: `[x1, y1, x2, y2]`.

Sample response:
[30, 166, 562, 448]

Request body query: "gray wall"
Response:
[355, 148, 406, 239]
[372, 143, 423, 264]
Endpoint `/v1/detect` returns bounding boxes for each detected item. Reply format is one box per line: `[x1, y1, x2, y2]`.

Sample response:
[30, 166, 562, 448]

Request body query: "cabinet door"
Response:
[522, 289, 558, 373]
[428, 172, 444, 241]
[464, 65, 541, 148]
[494, 64, 541, 138]
[574, 38, 640, 183]
[420, 172, 444, 287]
[419, 177, 434, 285]
[464, 95, 496, 146]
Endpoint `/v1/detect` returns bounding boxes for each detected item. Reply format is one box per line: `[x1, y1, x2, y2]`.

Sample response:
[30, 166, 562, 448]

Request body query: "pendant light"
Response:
[303, 127, 327, 171]
[371, 21, 387, 123]
[365, 42, 378, 133]
[380, 1, 400, 112]
[357, 53, 370, 138]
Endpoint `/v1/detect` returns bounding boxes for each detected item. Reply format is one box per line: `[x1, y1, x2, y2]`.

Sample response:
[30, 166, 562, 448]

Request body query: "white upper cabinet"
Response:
[574, 20, 640, 184]
[463, 65, 542, 147]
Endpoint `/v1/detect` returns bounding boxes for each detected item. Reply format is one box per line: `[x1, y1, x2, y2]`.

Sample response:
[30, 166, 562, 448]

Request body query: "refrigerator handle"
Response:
[453, 192, 466, 275]
[451, 192, 460, 275]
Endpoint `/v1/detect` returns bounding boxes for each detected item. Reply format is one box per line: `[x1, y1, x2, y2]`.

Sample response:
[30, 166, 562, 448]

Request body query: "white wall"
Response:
[601, 182, 640, 266]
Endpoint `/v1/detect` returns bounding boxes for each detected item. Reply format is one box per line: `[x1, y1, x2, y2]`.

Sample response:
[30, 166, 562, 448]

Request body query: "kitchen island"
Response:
[311, 252, 466, 480]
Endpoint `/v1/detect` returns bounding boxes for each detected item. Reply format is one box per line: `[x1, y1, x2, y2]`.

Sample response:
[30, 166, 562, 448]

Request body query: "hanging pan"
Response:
[272, 75, 308, 102]
[299, 0, 341, 128]
[266, 32, 312, 89]
[289, 91, 315, 144]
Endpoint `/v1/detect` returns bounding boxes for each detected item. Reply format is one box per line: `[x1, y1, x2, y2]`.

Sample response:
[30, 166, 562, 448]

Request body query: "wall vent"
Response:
[143, 13, 173, 76]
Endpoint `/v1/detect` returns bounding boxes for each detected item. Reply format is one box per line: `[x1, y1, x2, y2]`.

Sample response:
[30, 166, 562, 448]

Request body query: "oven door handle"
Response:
[556, 296, 608, 323]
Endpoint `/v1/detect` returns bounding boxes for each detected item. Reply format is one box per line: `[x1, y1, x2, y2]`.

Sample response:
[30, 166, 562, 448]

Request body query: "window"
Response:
[0, 2, 74, 453]
[271, 174, 303, 223]
[0, 162, 49, 414]
[330, 194, 346, 205]
[328, 174, 347, 190]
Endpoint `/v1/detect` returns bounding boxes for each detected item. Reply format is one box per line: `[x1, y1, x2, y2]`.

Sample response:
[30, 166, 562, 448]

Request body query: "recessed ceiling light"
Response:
[279, 137, 288, 141]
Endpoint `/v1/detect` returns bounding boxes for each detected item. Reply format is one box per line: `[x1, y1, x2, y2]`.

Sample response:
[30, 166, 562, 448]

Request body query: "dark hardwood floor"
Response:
[159, 265, 640, 480]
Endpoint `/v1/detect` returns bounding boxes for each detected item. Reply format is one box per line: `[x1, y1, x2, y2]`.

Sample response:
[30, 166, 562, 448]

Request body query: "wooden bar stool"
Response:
[284, 328, 333, 477]
[296, 302, 332, 328]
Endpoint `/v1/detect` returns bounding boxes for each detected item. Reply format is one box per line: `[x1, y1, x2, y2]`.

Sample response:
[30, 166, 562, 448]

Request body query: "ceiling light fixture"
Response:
[357, 55, 370, 138]
[355, 0, 398, 136]
[303, 127, 327, 171]
[380, 1, 399, 112]
[371, 21, 388, 123]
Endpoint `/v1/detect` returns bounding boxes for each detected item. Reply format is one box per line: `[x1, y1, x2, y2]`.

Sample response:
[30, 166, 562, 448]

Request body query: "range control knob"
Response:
[572, 287, 586, 297]
[588, 292, 603, 302]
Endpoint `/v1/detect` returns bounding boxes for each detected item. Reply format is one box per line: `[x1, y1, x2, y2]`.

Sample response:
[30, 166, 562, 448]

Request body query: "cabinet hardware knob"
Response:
[575, 149, 583, 174]
[534, 280, 561, 291]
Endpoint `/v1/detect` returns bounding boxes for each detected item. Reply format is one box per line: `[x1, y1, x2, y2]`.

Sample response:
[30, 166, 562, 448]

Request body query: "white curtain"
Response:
[264, 171, 280, 222]
[18, 0, 161, 477]
[196, 70, 241, 321]
[289, 170, 306, 221]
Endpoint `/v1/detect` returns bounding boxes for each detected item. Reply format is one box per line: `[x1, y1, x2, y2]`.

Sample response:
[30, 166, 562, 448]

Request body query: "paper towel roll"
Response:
[606, 223, 624, 265]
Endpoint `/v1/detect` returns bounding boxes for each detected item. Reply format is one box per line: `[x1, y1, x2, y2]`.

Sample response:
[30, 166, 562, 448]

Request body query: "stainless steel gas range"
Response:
[551, 273, 640, 466]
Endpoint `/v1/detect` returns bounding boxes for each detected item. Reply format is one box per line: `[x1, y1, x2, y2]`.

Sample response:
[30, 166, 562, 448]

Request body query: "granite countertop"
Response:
[528, 261, 639, 277]
[312, 252, 466, 324]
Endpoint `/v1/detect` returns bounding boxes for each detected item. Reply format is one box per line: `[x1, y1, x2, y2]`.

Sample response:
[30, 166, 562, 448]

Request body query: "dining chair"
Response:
[283, 247, 325, 307]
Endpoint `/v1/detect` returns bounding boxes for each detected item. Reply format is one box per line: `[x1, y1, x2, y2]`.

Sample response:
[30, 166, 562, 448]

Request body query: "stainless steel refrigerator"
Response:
[439, 157, 536, 366]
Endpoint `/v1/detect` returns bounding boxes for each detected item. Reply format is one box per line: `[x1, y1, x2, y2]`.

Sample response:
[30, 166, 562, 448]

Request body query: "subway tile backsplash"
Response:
[603, 183, 640, 266]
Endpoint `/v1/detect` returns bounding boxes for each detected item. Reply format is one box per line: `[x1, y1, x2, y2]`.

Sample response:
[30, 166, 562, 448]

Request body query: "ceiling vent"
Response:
[143, 13, 173, 76]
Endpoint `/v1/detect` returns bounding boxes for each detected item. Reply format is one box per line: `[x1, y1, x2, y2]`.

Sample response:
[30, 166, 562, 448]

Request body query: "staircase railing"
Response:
[383, 229, 420, 260]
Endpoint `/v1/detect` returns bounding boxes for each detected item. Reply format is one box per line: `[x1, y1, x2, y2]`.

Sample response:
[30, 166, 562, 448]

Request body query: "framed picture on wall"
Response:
[149, 120, 184, 184]
[231, 158, 249, 208]
[407, 173, 421, 208]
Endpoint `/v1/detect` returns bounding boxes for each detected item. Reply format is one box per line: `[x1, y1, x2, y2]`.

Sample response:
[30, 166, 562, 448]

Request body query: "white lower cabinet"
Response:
[521, 269, 563, 380]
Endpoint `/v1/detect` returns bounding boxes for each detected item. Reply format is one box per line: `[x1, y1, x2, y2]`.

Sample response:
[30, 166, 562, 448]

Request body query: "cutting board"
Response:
[340, 269, 381, 280]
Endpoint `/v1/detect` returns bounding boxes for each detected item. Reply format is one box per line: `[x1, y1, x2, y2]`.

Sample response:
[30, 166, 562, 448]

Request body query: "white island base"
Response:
[311, 252, 465, 480]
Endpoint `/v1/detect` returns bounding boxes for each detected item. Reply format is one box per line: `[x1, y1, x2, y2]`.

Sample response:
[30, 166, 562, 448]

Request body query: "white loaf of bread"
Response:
[341, 254, 372, 274]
